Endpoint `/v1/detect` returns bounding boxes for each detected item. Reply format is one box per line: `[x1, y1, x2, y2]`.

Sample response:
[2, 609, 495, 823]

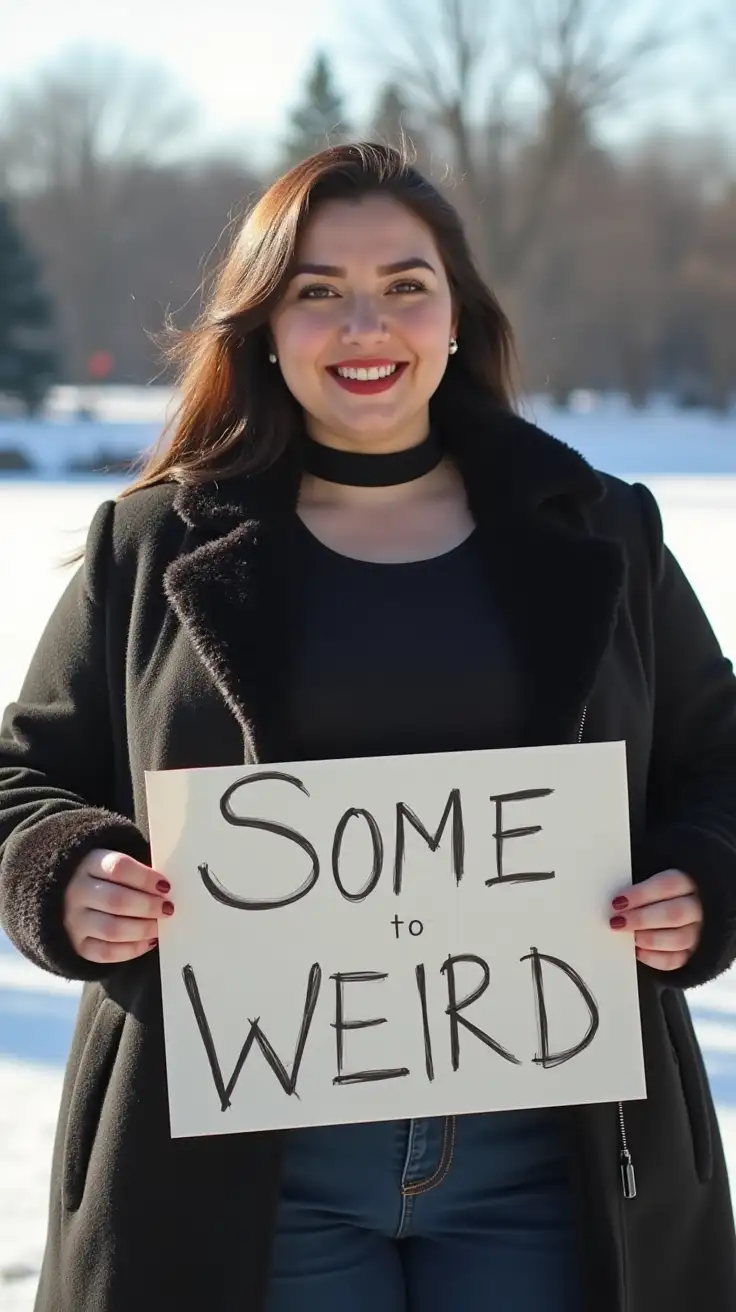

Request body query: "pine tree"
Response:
[369, 83, 429, 172]
[0, 201, 57, 414]
[282, 53, 351, 169]
[371, 83, 410, 149]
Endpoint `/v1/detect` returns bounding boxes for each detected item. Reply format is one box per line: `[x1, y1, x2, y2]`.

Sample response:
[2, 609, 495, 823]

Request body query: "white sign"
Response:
[145, 742, 646, 1139]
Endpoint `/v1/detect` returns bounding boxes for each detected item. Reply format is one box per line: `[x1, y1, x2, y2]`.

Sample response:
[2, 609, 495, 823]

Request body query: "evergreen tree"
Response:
[0, 201, 57, 414]
[369, 83, 429, 172]
[282, 53, 351, 169]
[371, 83, 410, 149]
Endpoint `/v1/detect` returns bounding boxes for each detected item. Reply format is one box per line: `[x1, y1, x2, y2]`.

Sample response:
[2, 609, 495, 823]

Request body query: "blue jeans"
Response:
[266, 1110, 584, 1311]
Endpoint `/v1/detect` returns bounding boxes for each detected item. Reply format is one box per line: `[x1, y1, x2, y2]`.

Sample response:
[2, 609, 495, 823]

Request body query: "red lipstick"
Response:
[327, 358, 408, 395]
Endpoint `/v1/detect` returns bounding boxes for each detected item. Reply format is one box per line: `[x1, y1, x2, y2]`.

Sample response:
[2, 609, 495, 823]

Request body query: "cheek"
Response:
[273, 313, 331, 373]
[399, 299, 453, 363]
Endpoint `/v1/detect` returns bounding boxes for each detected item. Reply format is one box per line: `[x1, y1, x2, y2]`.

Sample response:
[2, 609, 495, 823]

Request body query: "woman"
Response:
[1, 142, 736, 1312]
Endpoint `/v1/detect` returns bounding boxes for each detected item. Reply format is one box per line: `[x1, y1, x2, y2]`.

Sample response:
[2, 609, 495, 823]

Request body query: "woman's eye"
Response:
[298, 285, 338, 300]
[388, 280, 427, 295]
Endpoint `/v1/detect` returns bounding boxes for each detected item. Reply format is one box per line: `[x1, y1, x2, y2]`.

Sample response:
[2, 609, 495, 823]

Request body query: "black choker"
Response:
[302, 431, 442, 487]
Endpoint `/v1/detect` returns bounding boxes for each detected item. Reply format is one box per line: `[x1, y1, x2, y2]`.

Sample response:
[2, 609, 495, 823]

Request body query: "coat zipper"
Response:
[577, 706, 637, 1202]
[618, 1103, 637, 1199]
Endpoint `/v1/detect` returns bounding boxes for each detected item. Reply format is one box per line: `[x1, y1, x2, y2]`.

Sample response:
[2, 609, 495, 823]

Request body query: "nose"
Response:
[339, 294, 389, 345]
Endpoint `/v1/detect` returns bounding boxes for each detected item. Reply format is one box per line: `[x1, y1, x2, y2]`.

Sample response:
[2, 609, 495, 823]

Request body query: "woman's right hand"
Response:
[63, 848, 174, 964]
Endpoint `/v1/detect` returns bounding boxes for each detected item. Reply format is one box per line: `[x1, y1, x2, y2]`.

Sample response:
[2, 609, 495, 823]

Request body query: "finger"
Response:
[84, 877, 170, 922]
[614, 894, 702, 933]
[78, 936, 157, 965]
[634, 924, 701, 953]
[635, 946, 693, 972]
[613, 869, 697, 911]
[87, 849, 171, 898]
[80, 910, 160, 943]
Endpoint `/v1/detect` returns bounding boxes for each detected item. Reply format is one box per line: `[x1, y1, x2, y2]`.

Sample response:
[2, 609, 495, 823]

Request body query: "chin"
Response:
[330, 406, 412, 438]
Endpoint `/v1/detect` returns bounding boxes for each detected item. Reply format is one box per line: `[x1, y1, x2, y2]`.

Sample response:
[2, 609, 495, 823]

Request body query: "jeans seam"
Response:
[401, 1117, 456, 1197]
[396, 1120, 417, 1237]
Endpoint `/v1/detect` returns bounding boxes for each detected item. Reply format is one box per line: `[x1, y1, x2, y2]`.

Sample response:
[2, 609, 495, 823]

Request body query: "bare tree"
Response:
[0, 47, 201, 379]
[1, 45, 197, 195]
[352, 0, 688, 282]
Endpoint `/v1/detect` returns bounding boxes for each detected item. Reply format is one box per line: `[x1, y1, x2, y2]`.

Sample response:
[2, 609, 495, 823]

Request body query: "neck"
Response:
[300, 457, 461, 509]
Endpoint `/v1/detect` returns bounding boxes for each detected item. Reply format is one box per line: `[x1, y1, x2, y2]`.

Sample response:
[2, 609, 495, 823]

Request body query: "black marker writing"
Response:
[200, 771, 319, 910]
[415, 963, 435, 1082]
[394, 789, 465, 894]
[182, 961, 322, 1109]
[521, 947, 600, 1068]
[441, 953, 522, 1070]
[391, 916, 404, 938]
[332, 808, 384, 902]
[331, 972, 410, 1086]
[486, 789, 555, 888]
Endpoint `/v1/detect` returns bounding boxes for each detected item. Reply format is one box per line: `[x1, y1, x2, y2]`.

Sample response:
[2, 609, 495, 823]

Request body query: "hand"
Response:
[63, 848, 174, 965]
[609, 869, 703, 971]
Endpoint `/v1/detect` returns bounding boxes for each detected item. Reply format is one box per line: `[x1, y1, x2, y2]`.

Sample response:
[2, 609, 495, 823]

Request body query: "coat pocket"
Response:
[62, 997, 126, 1212]
[661, 988, 713, 1183]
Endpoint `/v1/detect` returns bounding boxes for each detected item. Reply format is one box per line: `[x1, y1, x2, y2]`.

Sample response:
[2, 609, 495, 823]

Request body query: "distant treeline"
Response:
[1, 5, 735, 411]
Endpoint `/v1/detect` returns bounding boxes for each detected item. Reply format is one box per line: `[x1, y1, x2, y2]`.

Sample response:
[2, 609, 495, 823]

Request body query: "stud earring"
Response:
[268, 352, 278, 364]
[448, 337, 458, 355]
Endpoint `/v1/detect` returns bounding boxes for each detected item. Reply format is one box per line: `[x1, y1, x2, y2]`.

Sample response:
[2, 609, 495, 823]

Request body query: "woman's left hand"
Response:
[609, 869, 703, 971]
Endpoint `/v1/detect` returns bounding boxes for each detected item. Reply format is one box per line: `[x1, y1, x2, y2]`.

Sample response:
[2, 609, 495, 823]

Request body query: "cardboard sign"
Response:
[145, 742, 646, 1138]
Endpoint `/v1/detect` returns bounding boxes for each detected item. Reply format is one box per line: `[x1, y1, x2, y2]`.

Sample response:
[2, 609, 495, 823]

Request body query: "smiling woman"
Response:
[120, 140, 516, 490]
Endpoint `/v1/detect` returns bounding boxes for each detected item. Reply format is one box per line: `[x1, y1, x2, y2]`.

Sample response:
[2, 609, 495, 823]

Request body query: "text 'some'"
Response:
[145, 742, 646, 1139]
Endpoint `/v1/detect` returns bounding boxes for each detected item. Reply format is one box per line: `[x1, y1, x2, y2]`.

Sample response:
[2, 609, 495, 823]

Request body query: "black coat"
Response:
[2, 410, 736, 1312]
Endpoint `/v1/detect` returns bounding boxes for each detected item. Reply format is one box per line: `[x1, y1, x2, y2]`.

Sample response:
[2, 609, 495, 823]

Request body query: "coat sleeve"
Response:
[632, 482, 736, 989]
[0, 499, 150, 981]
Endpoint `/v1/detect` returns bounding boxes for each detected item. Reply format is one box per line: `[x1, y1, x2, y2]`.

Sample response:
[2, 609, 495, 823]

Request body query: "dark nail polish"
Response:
[149, 939, 158, 948]
[610, 915, 627, 929]
[612, 896, 629, 911]
[162, 901, 174, 917]
[156, 879, 171, 894]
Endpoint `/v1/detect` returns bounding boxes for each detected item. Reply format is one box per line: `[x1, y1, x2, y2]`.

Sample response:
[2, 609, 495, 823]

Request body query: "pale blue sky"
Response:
[0, 0, 732, 168]
[0, 0, 365, 165]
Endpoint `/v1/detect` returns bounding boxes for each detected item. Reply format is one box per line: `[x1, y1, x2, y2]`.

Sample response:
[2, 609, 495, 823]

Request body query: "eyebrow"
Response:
[290, 257, 437, 278]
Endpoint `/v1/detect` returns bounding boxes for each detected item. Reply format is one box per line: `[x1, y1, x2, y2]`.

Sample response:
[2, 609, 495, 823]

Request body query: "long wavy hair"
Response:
[122, 141, 518, 499]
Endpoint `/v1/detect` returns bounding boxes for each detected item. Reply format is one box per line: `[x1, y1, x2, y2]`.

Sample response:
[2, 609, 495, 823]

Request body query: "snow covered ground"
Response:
[1, 406, 736, 1309]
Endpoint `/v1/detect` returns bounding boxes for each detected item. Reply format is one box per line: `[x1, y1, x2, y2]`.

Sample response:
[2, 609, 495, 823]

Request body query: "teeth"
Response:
[336, 364, 399, 381]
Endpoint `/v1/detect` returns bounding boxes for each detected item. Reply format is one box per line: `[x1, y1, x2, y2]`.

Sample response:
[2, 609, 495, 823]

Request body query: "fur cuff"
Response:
[0, 807, 150, 980]
[633, 824, 736, 990]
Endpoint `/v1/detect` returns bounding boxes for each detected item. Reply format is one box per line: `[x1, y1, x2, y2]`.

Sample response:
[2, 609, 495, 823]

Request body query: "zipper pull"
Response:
[620, 1149, 637, 1200]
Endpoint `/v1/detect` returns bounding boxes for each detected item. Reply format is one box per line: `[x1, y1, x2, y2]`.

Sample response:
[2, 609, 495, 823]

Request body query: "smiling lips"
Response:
[327, 358, 408, 395]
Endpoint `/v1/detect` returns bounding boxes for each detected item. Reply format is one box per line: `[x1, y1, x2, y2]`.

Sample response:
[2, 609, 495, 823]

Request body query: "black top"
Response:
[285, 520, 521, 761]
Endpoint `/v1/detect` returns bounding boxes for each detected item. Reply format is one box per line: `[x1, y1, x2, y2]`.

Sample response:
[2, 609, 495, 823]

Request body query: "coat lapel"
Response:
[450, 411, 626, 744]
[163, 451, 303, 761]
[163, 408, 626, 759]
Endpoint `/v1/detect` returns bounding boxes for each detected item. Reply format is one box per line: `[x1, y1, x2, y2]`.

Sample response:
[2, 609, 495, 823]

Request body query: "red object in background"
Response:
[87, 351, 114, 380]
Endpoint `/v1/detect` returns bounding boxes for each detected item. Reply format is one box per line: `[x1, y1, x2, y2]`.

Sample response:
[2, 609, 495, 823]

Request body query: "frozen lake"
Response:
[1, 409, 736, 1308]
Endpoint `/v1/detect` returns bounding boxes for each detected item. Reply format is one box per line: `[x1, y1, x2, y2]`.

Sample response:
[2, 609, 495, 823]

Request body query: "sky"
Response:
[0, 0, 364, 166]
[0, 0, 732, 170]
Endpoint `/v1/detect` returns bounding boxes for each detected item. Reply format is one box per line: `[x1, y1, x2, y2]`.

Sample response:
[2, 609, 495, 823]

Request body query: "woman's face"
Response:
[269, 194, 456, 452]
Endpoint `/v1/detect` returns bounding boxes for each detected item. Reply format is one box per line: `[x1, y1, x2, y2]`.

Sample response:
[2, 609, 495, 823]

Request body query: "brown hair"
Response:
[122, 141, 518, 499]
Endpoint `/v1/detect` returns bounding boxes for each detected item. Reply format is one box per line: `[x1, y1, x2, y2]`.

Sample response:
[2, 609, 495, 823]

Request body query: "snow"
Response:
[1, 401, 736, 1307]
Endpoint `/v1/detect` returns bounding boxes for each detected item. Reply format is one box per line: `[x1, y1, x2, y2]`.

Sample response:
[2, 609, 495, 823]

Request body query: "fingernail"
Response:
[156, 879, 171, 894]
[162, 901, 174, 917]
[149, 939, 158, 948]
[612, 896, 629, 911]
[610, 915, 627, 929]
